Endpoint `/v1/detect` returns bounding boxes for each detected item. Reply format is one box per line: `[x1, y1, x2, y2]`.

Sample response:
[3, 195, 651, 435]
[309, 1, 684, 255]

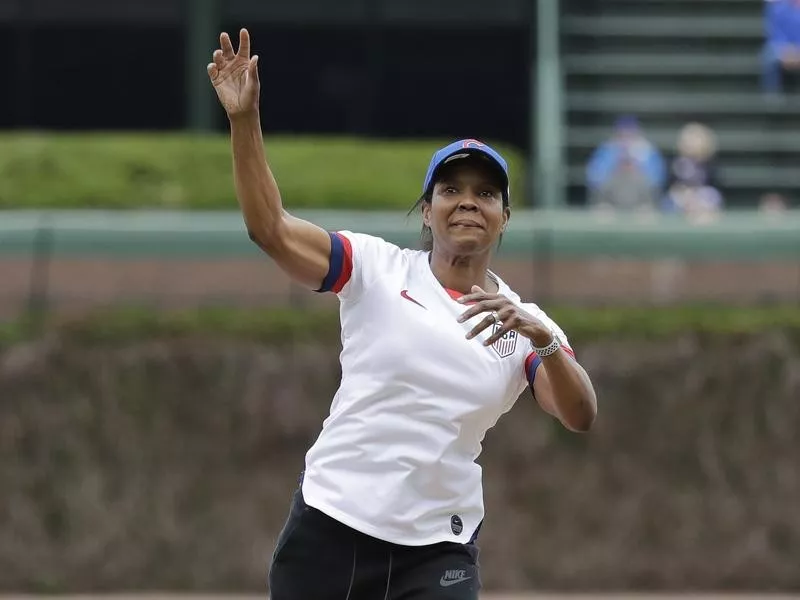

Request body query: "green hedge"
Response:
[3, 305, 799, 348]
[2, 305, 800, 591]
[0, 133, 525, 210]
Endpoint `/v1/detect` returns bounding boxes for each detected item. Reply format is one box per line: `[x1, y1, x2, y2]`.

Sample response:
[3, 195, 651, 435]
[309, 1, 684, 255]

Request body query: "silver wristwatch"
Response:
[532, 334, 561, 357]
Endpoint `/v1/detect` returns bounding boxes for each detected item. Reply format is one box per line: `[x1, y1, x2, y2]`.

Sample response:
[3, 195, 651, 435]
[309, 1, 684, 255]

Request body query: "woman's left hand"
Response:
[456, 285, 554, 348]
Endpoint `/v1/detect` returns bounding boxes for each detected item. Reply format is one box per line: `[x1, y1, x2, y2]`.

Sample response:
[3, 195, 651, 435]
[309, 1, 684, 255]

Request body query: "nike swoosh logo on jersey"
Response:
[439, 575, 472, 587]
[400, 289, 427, 309]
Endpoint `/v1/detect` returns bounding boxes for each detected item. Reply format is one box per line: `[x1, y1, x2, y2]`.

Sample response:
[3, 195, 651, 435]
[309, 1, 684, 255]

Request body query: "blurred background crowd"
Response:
[586, 117, 727, 221]
[580, 0, 800, 221]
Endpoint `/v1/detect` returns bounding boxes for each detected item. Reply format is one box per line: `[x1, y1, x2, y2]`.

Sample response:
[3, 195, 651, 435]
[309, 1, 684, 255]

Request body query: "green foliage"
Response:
[547, 304, 800, 341]
[0, 308, 340, 349]
[1, 311, 799, 590]
[0, 133, 526, 210]
[2, 305, 798, 349]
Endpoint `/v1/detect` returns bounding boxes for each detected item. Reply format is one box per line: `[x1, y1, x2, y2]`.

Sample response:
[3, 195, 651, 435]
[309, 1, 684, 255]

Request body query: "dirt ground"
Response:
[3, 256, 799, 321]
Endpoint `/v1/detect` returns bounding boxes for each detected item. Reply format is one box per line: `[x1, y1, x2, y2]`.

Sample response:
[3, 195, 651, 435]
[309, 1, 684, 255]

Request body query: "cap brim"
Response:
[429, 148, 509, 190]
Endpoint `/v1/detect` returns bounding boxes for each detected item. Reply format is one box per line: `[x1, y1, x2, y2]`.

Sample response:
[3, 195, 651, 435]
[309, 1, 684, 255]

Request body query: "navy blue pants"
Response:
[762, 43, 800, 94]
[268, 488, 481, 600]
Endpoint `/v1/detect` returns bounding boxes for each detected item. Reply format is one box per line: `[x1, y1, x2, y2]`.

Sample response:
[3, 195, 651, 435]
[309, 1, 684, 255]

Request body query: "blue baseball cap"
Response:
[422, 139, 510, 203]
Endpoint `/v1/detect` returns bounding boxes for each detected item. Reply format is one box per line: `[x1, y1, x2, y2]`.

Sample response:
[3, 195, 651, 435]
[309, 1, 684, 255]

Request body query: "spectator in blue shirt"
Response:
[762, 0, 800, 94]
[586, 116, 666, 211]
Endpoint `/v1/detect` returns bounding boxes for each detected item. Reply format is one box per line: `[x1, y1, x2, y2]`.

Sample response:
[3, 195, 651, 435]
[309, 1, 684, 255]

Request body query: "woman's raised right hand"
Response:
[207, 29, 260, 120]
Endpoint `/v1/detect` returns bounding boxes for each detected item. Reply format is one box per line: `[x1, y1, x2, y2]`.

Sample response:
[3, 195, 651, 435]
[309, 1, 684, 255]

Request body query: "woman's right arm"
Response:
[229, 112, 332, 290]
[209, 29, 332, 291]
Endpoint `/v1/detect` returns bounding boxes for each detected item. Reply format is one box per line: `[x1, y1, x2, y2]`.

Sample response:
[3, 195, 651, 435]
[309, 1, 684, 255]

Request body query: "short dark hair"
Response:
[408, 191, 435, 251]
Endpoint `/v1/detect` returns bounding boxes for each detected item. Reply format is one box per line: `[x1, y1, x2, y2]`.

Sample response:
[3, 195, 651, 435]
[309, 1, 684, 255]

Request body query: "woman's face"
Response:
[423, 158, 510, 256]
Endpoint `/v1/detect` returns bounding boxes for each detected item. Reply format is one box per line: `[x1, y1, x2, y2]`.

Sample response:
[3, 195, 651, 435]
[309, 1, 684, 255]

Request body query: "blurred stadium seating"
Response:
[563, 0, 799, 209]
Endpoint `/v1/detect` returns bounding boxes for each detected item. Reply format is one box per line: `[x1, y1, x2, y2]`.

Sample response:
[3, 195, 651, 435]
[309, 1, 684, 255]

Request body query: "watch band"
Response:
[532, 335, 561, 357]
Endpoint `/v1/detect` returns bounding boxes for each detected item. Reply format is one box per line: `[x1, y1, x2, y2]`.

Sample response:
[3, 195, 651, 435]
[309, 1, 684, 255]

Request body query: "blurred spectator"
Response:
[586, 116, 666, 212]
[762, 0, 800, 96]
[662, 123, 724, 223]
[759, 192, 790, 216]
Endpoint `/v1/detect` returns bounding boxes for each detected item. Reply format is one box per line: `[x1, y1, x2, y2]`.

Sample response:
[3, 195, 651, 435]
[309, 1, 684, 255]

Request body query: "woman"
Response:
[208, 29, 597, 600]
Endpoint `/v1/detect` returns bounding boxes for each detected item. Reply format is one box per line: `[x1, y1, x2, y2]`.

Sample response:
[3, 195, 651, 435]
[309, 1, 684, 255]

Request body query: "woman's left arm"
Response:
[457, 285, 598, 432]
[527, 344, 597, 433]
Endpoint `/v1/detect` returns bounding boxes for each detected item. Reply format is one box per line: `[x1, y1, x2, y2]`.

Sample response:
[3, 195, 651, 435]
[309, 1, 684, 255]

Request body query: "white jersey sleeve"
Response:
[314, 230, 399, 301]
[520, 302, 576, 389]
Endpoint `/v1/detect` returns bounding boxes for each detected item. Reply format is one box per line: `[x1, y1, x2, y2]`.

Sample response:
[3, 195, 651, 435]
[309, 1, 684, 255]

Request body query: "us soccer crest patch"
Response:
[491, 322, 518, 358]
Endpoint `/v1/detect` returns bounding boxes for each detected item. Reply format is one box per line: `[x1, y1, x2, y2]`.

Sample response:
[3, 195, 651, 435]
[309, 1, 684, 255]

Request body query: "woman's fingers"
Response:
[465, 313, 498, 340]
[238, 29, 251, 58]
[213, 49, 225, 69]
[248, 55, 259, 80]
[457, 298, 509, 323]
[220, 32, 235, 59]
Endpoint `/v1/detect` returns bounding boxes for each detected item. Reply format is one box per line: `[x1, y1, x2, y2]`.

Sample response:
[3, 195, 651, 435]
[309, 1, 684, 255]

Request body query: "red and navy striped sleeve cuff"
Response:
[315, 232, 354, 294]
[524, 345, 576, 387]
[525, 352, 543, 386]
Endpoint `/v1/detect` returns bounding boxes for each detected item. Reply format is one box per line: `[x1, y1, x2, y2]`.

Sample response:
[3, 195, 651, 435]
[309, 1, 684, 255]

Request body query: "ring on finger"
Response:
[490, 310, 501, 324]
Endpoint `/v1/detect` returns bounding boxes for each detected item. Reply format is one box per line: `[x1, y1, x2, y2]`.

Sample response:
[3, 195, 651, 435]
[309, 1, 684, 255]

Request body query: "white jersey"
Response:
[301, 230, 574, 546]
